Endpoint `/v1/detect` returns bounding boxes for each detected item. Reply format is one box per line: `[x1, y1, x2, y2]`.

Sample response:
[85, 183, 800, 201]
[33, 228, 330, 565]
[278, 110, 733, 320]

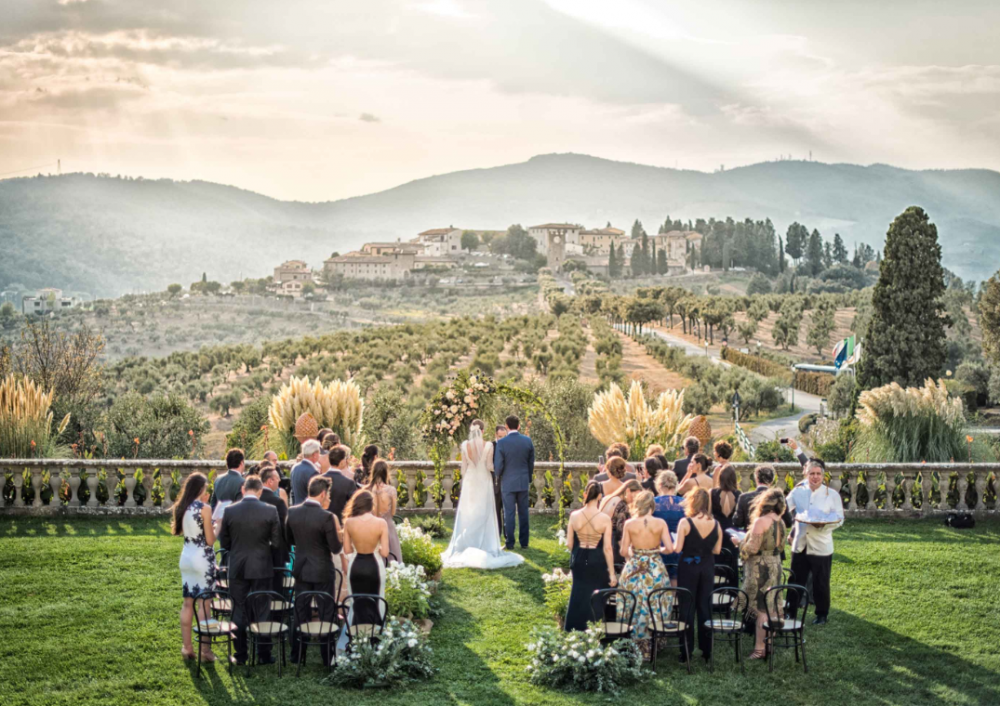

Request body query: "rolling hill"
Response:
[3, 153, 999, 297]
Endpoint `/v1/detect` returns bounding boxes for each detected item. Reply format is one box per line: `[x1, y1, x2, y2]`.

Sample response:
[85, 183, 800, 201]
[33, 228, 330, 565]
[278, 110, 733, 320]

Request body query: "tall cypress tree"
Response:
[778, 236, 786, 273]
[805, 229, 824, 275]
[856, 206, 948, 389]
[607, 246, 618, 278]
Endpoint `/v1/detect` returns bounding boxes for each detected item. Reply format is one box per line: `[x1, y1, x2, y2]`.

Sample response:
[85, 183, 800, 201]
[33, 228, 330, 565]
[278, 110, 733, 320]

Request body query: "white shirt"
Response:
[786, 483, 844, 556]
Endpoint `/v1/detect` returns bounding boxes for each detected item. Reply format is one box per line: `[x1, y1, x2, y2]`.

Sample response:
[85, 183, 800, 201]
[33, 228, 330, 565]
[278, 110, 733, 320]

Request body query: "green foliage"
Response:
[384, 563, 432, 620]
[721, 347, 789, 379]
[746, 273, 772, 296]
[527, 626, 644, 694]
[461, 230, 480, 252]
[542, 572, 572, 622]
[807, 301, 836, 355]
[753, 440, 796, 463]
[100, 392, 209, 459]
[362, 385, 419, 460]
[827, 373, 856, 417]
[979, 271, 1000, 366]
[225, 394, 271, 451]
[857, 207, 947, 389]
[408, 513, 448, 538]
[798, 413, 819, 434]
[324, 617, 435, 689]
[398, 520, 444, 576]
[796, 371, 835, 397]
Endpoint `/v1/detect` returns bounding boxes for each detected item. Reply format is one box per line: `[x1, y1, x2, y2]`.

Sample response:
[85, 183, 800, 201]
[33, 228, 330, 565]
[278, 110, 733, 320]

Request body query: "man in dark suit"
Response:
[286, 476, 343, 664]
[260, 466, 289, 593]
[494, 415, 534, 550]
[493, 425, 507, 538]
[212, 448, 246, 509]
[290, 439, 322, 506]
[593, 446, 637, 483]
[671, 436, 701, 481]
[322, 445, 358, 524]
[734, 465, 794, 531]
[218, 475, 283, 665]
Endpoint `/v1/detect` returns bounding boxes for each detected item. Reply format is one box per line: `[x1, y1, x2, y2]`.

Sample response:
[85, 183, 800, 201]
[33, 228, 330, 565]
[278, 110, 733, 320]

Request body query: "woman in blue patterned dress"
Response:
[172, 472, 217, 662]
[618, 491, 674, 659]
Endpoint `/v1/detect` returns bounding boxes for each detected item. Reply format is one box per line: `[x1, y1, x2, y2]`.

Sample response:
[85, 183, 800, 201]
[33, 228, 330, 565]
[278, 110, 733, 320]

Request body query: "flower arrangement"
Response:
[587, 380, 693, 461]
[266, 375, 363, 454]
[541, 568, 572, 624]
[0, 374, 70, 458]
[398, 519, 443, 577]
[324, 617, 435, 689]
[852, 378, 972, 462]
[421, 370, 495, 448]
[526, 625, 643, 694]
[385, 561, 432, 620]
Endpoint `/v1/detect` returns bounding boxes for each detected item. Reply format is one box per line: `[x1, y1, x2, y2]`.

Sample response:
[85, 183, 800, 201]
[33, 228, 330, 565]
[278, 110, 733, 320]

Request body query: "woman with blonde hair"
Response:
[618, 490, 673, 658]
[673, 487, 722, 663]
[653, 470, 684, 585]
[736, 489, 788, 660]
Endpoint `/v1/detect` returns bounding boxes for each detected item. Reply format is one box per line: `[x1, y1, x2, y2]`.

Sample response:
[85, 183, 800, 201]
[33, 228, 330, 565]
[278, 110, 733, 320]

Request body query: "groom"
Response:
[493, 415, 534, 550]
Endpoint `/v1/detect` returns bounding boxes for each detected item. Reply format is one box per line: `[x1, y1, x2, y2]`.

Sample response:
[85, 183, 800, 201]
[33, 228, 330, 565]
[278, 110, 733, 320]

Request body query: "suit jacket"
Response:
[219, 496, 282, 581]
[734, 485, 795, 531]
[259, 487, 289, 564]
[494, 430, 534, 494]
[322, 470, 359, 524]
[211, 469, 244, 509]
[286, 501, 342, 584]
[290, 460, 319, 507]
[672, 455, 694, 480]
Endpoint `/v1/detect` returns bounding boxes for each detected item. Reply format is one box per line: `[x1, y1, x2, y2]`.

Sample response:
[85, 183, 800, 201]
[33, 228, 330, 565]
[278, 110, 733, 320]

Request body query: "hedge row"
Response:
[722, 347, 835, 397]
[795, 370, 835, 397]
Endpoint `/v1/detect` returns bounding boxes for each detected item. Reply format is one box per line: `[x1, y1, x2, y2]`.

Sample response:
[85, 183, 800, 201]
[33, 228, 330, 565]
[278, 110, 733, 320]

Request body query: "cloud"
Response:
[359, 112, 380, 123]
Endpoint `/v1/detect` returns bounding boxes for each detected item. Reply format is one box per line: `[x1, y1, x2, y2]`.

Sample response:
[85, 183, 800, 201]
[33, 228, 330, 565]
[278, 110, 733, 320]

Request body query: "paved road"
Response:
[637, 325, 824, 443]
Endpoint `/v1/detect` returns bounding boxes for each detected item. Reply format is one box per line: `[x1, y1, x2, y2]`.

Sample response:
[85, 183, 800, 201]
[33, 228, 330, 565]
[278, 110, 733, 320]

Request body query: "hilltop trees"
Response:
[784, 222, 807, 264]
[461, 230, 480, 252]
[857, 207, 948, 389]
[978, 271, 1000, 365]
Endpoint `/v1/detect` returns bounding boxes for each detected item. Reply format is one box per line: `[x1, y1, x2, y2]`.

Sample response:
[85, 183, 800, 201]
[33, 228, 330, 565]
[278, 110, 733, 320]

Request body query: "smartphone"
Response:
[779, 438, 790, 444]
[598, 455, 606, 466]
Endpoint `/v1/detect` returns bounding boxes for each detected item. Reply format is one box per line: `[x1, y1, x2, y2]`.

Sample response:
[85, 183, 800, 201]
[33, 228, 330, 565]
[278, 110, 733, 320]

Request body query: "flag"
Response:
[833, 336, 855, 369]
[846, 340, 862, 366]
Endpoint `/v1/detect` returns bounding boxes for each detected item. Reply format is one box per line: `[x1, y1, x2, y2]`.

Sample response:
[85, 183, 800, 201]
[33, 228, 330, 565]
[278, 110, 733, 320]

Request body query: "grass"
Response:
[1, 516, 999, 705]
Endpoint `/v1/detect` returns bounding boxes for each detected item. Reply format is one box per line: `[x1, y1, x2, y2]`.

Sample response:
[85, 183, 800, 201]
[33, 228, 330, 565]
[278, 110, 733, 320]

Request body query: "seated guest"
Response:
[286, 476, 343, 665]
[711, 465, 741, 581]
[653, 470, 684, 585]
[323, 445, 359, 525]
[735, 489, 787, 660]
[734, 465, 793, 531]
[676, 453, 713, 496]
[173, 472, 217, 662]
[639, 457, 661, 494]
[564, 482, 616, 632]
[356, 444, 379, 486]
[618, 490, 673, 659]
[259, 466, 290, 588]
[599, 468, 642, 570]
[593, 445, 637, 482]
[290, 440, 322, 506]
[673, 487, 721, 663]
[672, 436, 700, 479]
[218, 475, 283, 666]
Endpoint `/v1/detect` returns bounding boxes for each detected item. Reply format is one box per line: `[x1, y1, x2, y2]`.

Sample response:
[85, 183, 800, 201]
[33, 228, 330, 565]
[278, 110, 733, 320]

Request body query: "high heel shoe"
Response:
[181, 649, 196, 661]
[200, 650, 217, 663]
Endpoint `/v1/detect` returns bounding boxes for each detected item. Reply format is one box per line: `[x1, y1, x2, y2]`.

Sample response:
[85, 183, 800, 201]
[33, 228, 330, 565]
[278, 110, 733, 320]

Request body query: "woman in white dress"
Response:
[442, 421, 524, 569]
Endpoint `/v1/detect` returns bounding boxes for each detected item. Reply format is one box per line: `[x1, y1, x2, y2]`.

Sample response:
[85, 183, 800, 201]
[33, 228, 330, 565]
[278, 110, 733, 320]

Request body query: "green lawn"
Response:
[1, 516, 998, 706]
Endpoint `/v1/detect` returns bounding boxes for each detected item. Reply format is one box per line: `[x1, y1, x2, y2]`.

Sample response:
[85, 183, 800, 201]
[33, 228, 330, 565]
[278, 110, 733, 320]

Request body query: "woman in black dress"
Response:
[341, 490, 390, 639]
[564, 482, 617, 631]
[711, 466, 742, 582]
[673, 487, 722, 662]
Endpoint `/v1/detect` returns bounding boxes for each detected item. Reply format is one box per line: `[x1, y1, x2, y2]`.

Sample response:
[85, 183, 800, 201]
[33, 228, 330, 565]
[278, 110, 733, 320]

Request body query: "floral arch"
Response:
[421, 370, 568, 522]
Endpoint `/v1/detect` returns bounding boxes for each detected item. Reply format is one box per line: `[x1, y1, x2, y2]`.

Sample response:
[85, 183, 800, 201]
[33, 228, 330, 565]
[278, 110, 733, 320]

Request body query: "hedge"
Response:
[795, 371, 835, 397]
[722, 347, 836, 398]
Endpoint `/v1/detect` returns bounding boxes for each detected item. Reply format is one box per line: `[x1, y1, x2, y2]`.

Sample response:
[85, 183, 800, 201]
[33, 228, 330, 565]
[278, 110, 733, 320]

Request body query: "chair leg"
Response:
[736, 633, 744, 676]
[196, 640, 202, 679]
[767, 633, 774, 673]
[800, 633, 808, 673]
[709, 641, 714, 673]
[684, 640, 692, 675]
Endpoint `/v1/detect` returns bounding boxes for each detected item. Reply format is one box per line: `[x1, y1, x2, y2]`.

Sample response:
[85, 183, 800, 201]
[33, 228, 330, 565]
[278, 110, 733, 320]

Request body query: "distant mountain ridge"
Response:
[3, 153, 999, 297]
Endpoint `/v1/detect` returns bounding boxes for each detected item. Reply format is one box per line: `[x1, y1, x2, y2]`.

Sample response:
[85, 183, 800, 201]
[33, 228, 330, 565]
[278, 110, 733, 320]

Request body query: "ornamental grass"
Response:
[587, 380, 693, 461]
[0, 374, 70, 458]
[266, 375, 363, 453]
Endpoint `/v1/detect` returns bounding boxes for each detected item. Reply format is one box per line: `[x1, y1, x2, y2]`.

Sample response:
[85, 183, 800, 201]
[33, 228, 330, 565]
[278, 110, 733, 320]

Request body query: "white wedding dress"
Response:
[441, 428, 524, 570]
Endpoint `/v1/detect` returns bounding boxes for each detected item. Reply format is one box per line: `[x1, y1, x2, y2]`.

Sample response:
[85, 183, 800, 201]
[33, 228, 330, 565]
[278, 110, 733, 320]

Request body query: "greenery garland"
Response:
[421, 369, 569, 525]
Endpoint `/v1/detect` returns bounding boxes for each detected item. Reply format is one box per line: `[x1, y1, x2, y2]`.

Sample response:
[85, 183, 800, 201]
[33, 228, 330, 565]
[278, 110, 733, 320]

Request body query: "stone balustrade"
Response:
[0, 459, 996, 518]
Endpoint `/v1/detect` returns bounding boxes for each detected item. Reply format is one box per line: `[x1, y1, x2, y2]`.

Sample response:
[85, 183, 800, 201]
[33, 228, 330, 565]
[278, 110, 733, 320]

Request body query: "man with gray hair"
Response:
[290, 439, 322, 506]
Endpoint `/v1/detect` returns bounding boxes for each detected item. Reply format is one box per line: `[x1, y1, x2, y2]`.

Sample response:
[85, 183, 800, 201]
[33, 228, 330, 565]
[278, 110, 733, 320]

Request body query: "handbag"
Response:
[944, 511, 975, 529]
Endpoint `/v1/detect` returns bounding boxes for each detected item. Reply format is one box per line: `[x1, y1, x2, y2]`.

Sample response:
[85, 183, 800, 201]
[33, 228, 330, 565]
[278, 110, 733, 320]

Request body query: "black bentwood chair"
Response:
[707, 587, 750, 674]
[711, 565, 738, 614]
[246, 590, 290, 677]
[292, 590, 341, 676]
[590, 589, 637, 644]
[343, 594, 389, 648]
[192, 589, 235, 678]
[763, 584, 810, 673]
[647, 587, 694, 672]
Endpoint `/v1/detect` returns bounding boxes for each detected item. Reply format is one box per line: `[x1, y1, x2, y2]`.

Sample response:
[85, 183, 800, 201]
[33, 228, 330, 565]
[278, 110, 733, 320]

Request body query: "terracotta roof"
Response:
[529, 223, 580, 230]
[328, 254, 399, 264]
[278, 259, 309, 268]
[580, 228, 625, 236]
[419, 228, 459, 236]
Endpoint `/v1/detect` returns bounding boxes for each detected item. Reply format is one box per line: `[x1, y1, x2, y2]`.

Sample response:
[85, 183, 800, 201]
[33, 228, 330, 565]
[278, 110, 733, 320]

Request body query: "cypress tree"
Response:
[778, 236, 786, 273]
[806, 229, 824, 275]
[856, 206, 948, 389]
[657, 248, 668, 274]
[607, 246, 618, 278]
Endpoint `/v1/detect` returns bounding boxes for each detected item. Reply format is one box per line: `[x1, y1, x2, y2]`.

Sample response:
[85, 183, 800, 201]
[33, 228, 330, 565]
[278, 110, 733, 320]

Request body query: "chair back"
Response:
[343, 593, 388, 643]
[246, 590, 287, 637]
[192, 589, 235, 635]
[709, 587, 748, 630]
[713, 563, 736, 587]
[590, 589, 637, 641]
[647, 586, 692, 634]
[763, 584, 810, 631]
[274, 566, 295, 600]
[293, 590, 340, 638]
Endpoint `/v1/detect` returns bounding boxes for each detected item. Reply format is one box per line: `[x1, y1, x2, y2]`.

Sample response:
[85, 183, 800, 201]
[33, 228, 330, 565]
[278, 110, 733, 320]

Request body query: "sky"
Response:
[2, 0, 999, 201]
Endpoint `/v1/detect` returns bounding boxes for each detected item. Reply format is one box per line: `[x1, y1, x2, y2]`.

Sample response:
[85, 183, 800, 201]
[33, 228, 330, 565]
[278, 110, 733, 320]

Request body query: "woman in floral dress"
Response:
[172, 472, 217, 662]
[618, 491, 674, 659]
[735, 489, 787, 660]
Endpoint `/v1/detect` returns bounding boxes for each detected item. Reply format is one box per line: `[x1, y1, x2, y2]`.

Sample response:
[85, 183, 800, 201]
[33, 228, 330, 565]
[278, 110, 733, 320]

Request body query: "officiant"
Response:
[785, 458, 844, 626]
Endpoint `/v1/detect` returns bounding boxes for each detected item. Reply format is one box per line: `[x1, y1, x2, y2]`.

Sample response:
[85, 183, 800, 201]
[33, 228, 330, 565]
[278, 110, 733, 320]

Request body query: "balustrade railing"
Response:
[0, 459, 997, 518]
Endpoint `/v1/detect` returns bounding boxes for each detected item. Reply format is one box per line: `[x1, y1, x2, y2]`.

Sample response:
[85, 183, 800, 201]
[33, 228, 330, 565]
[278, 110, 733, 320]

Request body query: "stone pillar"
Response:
[442, 468, 455, 511]
[48, 468, 63, 508]
[86, 468, 100, 508]
[901, 472, 914, 512]
[105, 468, 120, 508]
[955, 471, 969, 512]
[847, 470, 858, 512]
[161, 469, 174, 510]
[865, 469, 878, 515]
[68, 467, 82, 507]
[921, 470, 933, 516]
[31, 468, 44, 508]
[422, 470, 437, 510]
[142, 469, 155, 508]
[123, 469, 138, 508]
[974, 470, 987, 515]
[13, 469, 25, 507]
[938, 471, 949, 511]
[533, 467, 546, 511]
[884, 473, 897, 513]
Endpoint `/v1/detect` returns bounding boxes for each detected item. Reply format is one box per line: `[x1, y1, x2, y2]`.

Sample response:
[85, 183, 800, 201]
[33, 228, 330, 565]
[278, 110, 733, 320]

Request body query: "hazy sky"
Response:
[2, 0, 999, 201]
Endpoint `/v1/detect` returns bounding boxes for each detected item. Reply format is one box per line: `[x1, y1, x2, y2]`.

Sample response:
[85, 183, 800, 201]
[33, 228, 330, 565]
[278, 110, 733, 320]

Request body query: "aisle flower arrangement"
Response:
[385, 561, 432, 620]
[541, 568, 572, 625]
[526, 625, 643, 694]
[324, 617, 435, 689]
[398, 519, 444, 578]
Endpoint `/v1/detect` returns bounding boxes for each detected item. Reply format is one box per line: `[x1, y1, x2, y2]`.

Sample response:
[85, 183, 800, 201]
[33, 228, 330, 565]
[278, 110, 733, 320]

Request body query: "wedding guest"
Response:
[212, 448, 245, 509]
[173, 472, 216, 662]
[290, 440, 322, 506]
[356, 444, 379, 486]
[673, 487, 722, 663]
[711, 465, 741, 580]
[263, 450, 279, 466]
[286, 476, 343, 665]
[654, 454, 671, 473]
[316, 428, 334, 446]
[619, 490, 673, 658]
[640, 457, 661, 494]
[593, 446, 637, 482]
[564, 482, 617, 632]
[341, 491, 390, 643]
[366, 459, 401, 564]
[735, 489, 787, 660]
[259, 466, 290, 588]
[712, 440, 734, 474]
[318, 447, 331, 475]
[786, 459, 844, 625]
[494, 425, 507, 536]
[319, 430, 340, 447]
[653, 470, 684, 584]
[322, 445, 359, 524]
[677, 453, 713, 496]
[599, 468, 642, 569]
[218, 475, 283, 665]
[645, 444, 665, 459]
[734, 465, 793, 532]
[672, 436, 700, 479]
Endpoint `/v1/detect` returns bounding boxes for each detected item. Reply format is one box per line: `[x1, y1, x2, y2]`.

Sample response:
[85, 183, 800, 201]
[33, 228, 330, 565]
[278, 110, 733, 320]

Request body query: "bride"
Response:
[442, 421, 524, 569]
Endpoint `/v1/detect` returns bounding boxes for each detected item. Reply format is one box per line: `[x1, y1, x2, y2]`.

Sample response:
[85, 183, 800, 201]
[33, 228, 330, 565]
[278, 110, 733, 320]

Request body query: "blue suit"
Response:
[494, 430, 534, 549]
[289, 460, 318, 507]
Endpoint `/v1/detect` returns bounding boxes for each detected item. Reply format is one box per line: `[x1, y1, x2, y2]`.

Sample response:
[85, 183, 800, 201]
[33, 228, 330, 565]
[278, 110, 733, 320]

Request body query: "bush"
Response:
[814, 441, 847, 463]
[526, 626, 644, 694]
[398, 520, 443, 576]
[226, 394, 270, 452]
[385, 562, 432, 620]
[721, 347, 790, 380]
[798, 413, 819, 434]
[324, 617, 435, 689]
[753, 440, 796, 463]
[827, 374, 855, 417]
[408, 513, 448, 538]
[746, 273, 772, 296]
[100, 391, 209, 459]
[542, 568, 572, 622]
[796, 371, 835, 397]
[944, 379, 978, 413]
